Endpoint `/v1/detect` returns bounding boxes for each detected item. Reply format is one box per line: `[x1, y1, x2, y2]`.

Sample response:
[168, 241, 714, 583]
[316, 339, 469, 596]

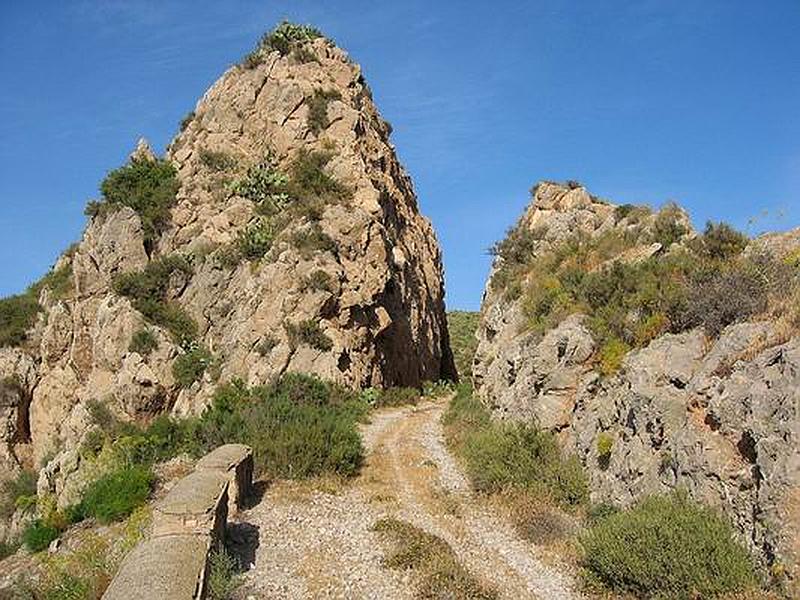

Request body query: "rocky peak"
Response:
[0, 25, 455, 488]
[129, 138, 156, 163]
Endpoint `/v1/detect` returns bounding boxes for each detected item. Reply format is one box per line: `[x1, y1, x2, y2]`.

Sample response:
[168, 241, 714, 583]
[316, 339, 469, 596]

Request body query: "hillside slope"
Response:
[0, 24, 455, 509]
[473, 181, 800, 583]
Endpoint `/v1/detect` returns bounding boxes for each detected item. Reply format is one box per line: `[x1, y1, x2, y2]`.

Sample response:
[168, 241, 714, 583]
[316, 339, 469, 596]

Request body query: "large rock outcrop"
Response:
[474, 181, 800, 580]
[0, 33, 454, 487]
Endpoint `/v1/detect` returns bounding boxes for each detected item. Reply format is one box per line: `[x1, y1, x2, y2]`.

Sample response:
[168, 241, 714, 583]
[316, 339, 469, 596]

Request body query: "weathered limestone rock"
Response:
[474, 181, 800, 578]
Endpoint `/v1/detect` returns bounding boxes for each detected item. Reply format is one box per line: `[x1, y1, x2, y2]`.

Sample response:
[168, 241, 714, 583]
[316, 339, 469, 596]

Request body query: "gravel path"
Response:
[232, 398, 581, 600]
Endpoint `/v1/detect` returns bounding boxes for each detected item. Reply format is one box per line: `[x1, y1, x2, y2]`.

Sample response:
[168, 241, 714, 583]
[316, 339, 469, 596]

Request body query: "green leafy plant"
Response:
[284, 319, 333, 351]
[307, 88, 342, 135]
[651, 202, 688, 247]
[39, 263, 74, 300]
[206, 549, 241, 600]
[1, 469, 38, 518]
[580, 492, 757, 598]
[597, 338, 629, 375]
[304, 269, 335, 293]
[288, 149, 350, 204]
[256, 335, 278, 356]
[373, 387, 420, 408]
[184, 375, 366, 478]
[129, 327, 158, 356]
[22, 519, 61, 553]
[112, 255, 197, 345]
[172, 344, 214, 388]
[695, 221, 749, 260]
[243, 21, 323, 68]
[0, 287, 42, 347]
[444, 386, 587, 509]
[78, 465, 154, 524]
[236, 217, 275, 261]
[596, 432, 614, 468]
[92, 156, 180, 247]
[289, 224, 337, 259]
[229, 159, 290, 215]
[180, 111, 195, 132]
[447, 311, 480, 381]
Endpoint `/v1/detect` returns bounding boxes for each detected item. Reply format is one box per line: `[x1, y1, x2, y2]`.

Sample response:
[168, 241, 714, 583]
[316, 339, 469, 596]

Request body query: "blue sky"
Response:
[1, 1, 798, 310]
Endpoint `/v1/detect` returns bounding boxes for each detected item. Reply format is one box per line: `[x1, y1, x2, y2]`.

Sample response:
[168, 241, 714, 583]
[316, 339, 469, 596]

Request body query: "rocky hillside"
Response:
[473, 181, 800, 581]
[0, 24, 455, 497]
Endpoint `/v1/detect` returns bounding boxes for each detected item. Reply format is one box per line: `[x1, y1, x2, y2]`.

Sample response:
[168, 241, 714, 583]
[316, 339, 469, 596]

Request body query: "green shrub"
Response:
[207, 549, 240, 600]
[652, 202, 688, 247]
[112, 255, 197, 344]
[22, 519, 60, 553]
[680, 255, 787, 336]
[613, 203, 651, 224]
[304, 269, 334, 293]
[0, 287, 42, 347]
[288, 149, 350, 204]
[172, 344, 213, 388]
[186, 376, 365, 478]
[580, 493, 757, 598]
[244, 21, 323, 67]
[229, 159, 290, 216]
[95, 156, 180, 247]
[696, 221, 749, 260]
[462, 423, 587, 507]
[597, 338, 629, 375]
[78, 465, 154, 524]
[290, 224, 337, 259]
[447, 311, 480, 380]
[307, 89, 342, 135]
[292, 45, 318, 64]
[489, 223, 544, 266]
[284, 319, 333, 351]
[0, 538, 19, 560]
[444, 386, 587, 509]
[235, 217, 275, 261]
[199, 149, 237, 172]
[596, 432, 614, 469]
[129, 328, 158, 356]
[0, 469, 38, 518]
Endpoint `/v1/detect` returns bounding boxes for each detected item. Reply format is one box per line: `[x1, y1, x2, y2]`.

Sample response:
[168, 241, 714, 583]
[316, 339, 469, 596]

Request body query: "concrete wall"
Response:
[102, 444, 254, 600]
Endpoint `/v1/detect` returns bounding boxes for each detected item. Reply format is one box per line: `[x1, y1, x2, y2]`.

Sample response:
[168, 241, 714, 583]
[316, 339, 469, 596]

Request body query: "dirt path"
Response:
[232, 398, 581, 600]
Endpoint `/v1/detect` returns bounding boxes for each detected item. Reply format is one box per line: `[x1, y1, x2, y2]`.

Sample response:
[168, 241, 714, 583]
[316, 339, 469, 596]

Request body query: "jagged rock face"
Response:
[0, 37, 454, 475]
[474, 182, 800, 576]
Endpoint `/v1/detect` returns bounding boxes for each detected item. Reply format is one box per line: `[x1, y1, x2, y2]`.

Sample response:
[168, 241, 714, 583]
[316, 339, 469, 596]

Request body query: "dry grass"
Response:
[373, 517, 497, 599]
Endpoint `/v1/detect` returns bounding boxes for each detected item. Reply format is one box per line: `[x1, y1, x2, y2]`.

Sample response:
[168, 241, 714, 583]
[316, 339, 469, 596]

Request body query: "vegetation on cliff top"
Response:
[242, 21, 323, 69]
[0, 261, 74, 348]
[86, 155, 179, 248]
[491, 207, 797, 373]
